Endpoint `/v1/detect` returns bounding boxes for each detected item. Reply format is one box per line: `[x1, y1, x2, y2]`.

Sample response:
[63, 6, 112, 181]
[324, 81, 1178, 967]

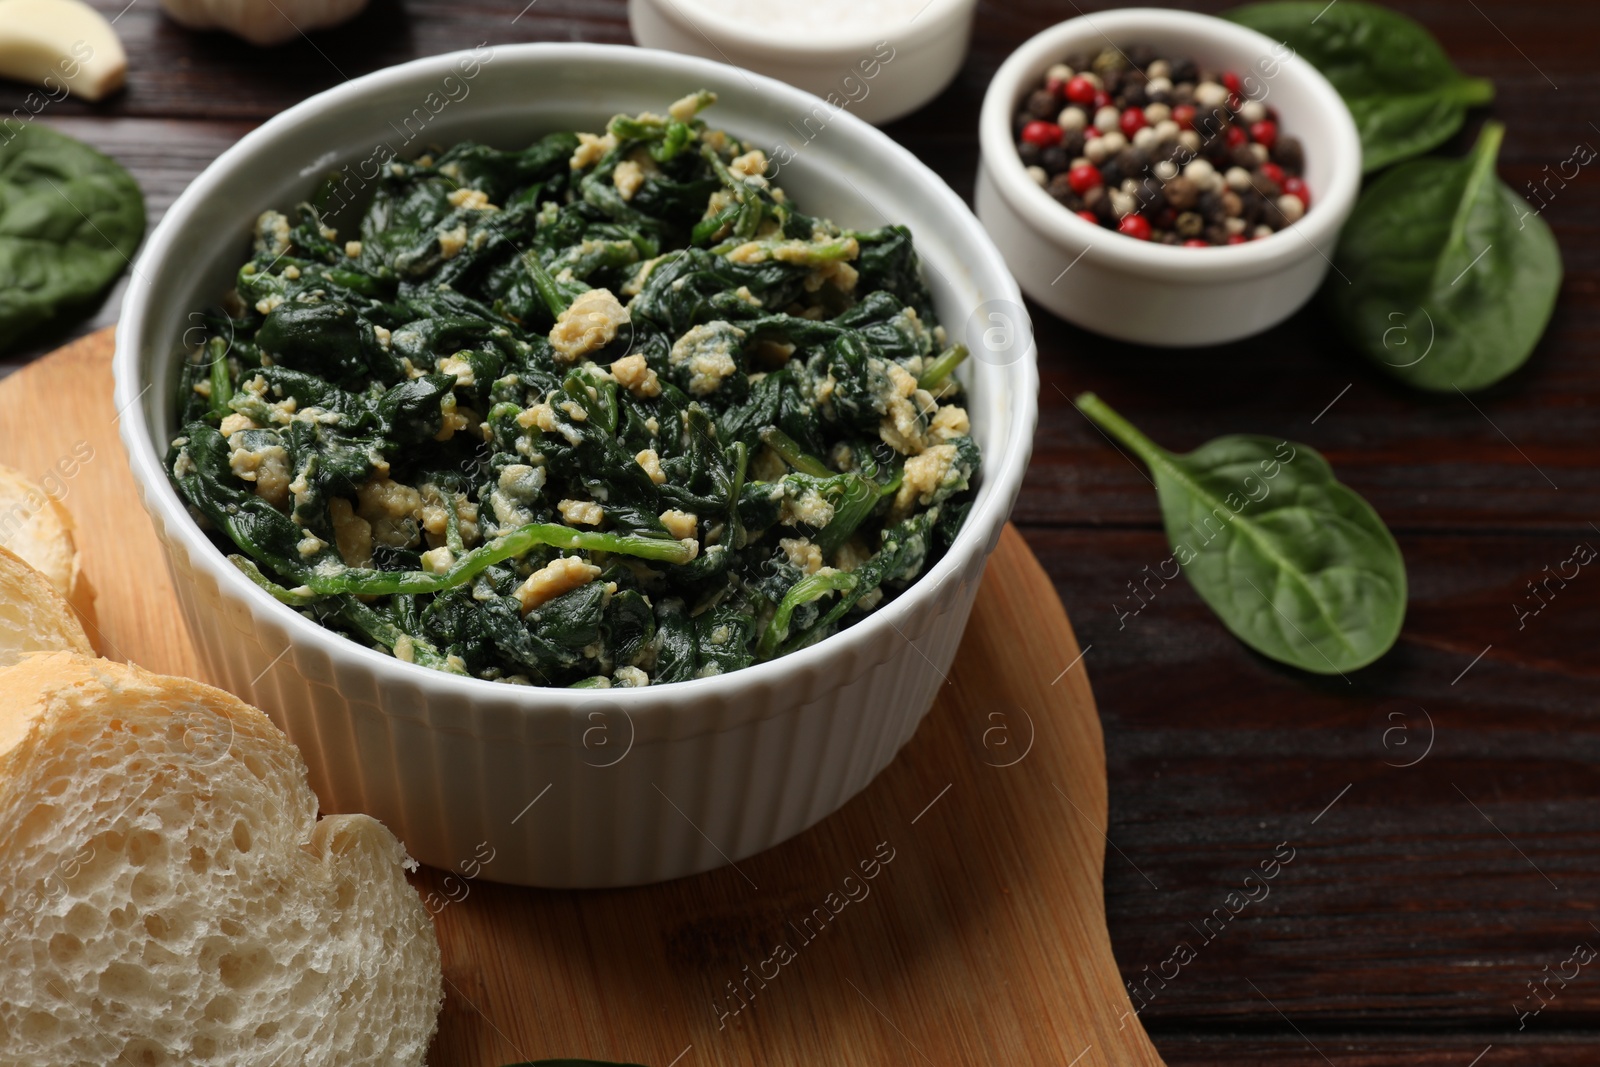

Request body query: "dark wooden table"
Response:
[6, 2, 1597, 1064]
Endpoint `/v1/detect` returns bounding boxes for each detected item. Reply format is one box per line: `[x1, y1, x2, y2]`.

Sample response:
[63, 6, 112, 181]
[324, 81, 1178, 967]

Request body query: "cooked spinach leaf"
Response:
[1225, 1, 1494, 172]
[0, 121, 145, 350]
[167, 94, 977, 688]
[1075, 393, 1405, 675]
[1326, 121, 1561, 392]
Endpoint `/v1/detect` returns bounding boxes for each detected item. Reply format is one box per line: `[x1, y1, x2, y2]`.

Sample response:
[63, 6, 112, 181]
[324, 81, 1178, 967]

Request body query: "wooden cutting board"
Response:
[0, 328, 1165, 1067]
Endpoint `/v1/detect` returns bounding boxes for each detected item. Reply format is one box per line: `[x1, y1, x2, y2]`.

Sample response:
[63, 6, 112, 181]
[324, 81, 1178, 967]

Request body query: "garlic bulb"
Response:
[0, 0, 127, 102]
[159, 0, 370, 47]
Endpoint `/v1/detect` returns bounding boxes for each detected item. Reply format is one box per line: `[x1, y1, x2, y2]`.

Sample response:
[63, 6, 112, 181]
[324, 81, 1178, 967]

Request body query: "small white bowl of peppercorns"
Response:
[976, 7, 1361, 346]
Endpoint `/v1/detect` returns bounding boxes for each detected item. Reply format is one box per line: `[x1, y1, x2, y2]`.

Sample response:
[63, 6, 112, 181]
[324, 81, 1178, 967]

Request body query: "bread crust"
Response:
[0, 463, 95, 629]
[0, 546, 93, 667]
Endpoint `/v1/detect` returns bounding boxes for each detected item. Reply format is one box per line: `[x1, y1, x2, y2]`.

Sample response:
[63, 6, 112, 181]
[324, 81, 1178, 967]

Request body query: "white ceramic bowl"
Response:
[628, 0, 977, 125]
[975, 8, 1362, 346]
[114, 44, 1037, 887]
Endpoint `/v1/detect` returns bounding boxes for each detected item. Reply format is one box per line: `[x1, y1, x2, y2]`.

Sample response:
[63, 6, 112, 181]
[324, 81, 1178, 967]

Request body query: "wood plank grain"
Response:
[1152, 1032, 1594, 1067]
[1021, 525, 1600, 1029]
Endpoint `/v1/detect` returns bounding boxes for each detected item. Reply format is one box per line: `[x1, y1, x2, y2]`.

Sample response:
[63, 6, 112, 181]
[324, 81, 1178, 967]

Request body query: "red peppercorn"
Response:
[1259, 162, 1286, 187]
[1250, 120, 1278, 149]
[1171, 104, 1197, 131]
[1065, 75, 1097, 105]
[1282, 176, 1310, 205]
[1227, 93, 1243, 112]
[1119, 107, 1147, 137]
[1046, 76, 1069, 97]
[1222, 71, 1242, 94]
[1083, 126, 1101, 140]
[1093, 90, 1112, 110]
[1067, 163, 1103, 194]
[1183, 239, 1210, 248]
[1076, 210, 1100, 226]
[1225, 125, 1247, 148]
[1117, 214, 1152, 240]
[1021, 120, 1063, 147]
[1226, 234, 1249, 245]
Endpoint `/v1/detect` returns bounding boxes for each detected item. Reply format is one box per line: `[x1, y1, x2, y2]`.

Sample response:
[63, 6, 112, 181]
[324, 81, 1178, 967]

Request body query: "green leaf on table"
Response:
[0, 121, 145, 352]
[1075, 394, 1406, 675]
[1225, 0, 1494, 172]
[1325, 121, 1561, 393]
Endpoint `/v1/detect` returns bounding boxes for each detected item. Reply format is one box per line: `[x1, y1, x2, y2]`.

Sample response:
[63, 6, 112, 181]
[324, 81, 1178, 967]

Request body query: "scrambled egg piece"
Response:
[670, 321, 744, 396]
[549, 288, 629, 363]
[611, 353, 662, 398]
[516, 556, 601, 614]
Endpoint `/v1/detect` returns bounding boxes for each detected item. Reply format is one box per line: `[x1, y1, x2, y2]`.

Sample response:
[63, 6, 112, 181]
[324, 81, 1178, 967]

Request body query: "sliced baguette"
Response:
[0, 653, 442, 1067]
[0, 545, 92, 666]
[0, 463, 93, 623]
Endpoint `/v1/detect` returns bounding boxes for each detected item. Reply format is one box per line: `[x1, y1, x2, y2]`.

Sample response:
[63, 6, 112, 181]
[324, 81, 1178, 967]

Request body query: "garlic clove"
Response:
[0, 0, 127, 102]
[159, 0, 371, 47]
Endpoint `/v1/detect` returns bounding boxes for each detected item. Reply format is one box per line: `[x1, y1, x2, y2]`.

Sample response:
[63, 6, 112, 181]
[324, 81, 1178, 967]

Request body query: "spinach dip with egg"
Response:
[168, 93, 978, 687]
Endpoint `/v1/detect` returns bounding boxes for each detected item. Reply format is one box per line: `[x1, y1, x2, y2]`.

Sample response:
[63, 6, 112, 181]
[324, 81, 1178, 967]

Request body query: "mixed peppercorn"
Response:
[1012, 45, 1311, 246]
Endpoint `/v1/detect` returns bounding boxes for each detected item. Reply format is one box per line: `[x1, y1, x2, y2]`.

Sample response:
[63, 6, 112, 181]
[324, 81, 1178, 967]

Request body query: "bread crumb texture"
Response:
[0, 653, 442, 1067]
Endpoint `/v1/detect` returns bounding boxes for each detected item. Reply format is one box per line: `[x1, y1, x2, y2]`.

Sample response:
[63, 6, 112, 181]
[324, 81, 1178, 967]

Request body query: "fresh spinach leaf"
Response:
[0, 120, 145, 350]
[1326, 121, 1561, 392]
[1075, 393, 1406, 675]
[1225, 1, 1493, 172]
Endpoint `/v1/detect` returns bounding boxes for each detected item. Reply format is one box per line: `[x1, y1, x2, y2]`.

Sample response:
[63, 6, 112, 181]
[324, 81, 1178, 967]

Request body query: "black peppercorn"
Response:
[1061, 129, 1086, 159]
[1169, 58, 1198, 84]
[1250, 173, 1282, 199]
[1135, 177, 1166, 215]
[1040, 146, 1069, 174]
[1047, 172, 1081, 206]
[1164, 176, 1199, 211]
[1273, 135, 1305, 174]
[1239, 190, 1265, 226]
[1018, 141, 1042, 167]
[1092, 190, 1119, 223]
